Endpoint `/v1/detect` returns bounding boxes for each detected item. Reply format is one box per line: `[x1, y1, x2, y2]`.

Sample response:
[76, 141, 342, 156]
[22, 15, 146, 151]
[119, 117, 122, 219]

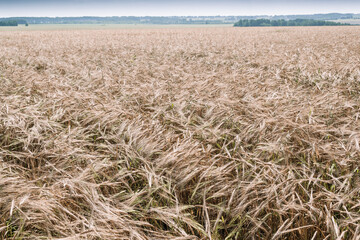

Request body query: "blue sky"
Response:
[0, 0, 358, 17]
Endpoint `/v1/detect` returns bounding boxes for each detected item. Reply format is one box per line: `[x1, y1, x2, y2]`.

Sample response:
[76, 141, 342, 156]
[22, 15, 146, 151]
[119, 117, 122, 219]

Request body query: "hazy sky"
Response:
[0, 0, 359, 17]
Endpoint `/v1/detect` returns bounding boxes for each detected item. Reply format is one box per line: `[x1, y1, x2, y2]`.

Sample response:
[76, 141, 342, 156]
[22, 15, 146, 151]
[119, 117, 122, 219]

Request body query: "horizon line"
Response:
[1, 12, 358, 18]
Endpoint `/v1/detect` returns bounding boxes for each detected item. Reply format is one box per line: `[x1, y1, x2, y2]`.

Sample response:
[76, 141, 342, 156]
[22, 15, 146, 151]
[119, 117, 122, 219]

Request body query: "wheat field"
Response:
[1, 26, 360, 239]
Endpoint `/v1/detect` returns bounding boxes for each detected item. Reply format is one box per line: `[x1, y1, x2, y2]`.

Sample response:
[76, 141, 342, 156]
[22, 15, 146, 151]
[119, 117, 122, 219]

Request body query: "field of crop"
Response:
[1, 26, 360, 239]
[333, 19, 360, 25]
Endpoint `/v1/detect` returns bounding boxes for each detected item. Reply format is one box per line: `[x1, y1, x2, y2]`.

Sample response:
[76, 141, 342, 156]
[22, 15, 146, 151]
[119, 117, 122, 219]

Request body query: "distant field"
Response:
[333, 19, 360, 25]
[0, 23, 233, 31]
[1, 26, 360, 239]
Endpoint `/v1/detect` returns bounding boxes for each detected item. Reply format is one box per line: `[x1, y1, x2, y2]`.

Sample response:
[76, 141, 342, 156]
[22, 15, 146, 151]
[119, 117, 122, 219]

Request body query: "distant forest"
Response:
[234, 19, 350, 27]
[0, 20, 19, 26]
[0, 19, 28, 26]
[0, 13, 359, 25]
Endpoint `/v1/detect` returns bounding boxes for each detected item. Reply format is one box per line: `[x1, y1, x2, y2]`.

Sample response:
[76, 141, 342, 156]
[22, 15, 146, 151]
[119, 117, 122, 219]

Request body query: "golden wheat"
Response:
[1, 26, 360, 239]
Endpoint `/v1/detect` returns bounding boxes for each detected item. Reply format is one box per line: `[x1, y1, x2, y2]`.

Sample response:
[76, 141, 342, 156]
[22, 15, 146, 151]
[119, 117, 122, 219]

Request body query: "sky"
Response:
[0, 0, 359, 17]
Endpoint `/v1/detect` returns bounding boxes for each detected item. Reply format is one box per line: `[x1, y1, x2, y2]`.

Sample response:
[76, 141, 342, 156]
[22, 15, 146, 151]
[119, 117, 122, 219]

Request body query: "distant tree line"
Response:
[0, 16, 231, 25]
[0, 20, 18, 26]
[234, 19, 350, 27]
[0, 13, 357, 25]
[269, 13, 354, 21]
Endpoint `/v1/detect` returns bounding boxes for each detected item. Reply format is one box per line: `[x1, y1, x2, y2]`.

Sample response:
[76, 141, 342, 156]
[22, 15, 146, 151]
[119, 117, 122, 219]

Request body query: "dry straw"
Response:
[1, 26, 360, 239]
